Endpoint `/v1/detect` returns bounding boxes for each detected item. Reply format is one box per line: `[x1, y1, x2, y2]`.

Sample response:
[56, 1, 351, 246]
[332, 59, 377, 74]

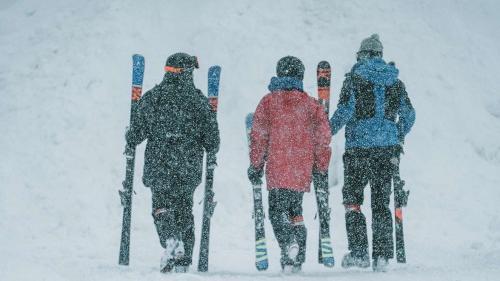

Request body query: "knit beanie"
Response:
[276, 56, 305, 81]
[358, 34, 383, 55]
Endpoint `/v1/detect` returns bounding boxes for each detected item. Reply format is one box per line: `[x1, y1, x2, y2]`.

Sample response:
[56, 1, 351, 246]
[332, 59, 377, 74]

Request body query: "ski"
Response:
[197, 65, 221, 272]
[245, 113, 269, 271]
[393, 156, 409, 263]
[118, 54, 145, 266]
[314, 60, 335, 267]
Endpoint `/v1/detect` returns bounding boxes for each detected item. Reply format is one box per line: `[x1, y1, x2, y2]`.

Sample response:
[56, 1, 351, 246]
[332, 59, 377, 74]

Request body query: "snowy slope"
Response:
[1, 0, 500, 280]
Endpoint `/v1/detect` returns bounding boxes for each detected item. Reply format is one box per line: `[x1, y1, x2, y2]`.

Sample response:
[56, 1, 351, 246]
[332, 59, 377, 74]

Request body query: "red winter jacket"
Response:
[250, 90, 332, 192]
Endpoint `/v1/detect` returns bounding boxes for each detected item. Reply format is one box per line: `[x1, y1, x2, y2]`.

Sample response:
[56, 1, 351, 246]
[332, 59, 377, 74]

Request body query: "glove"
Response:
[207, 153, 217, 170]
[125, 126, 131, 142]
[123, 126, 135, 157]
[313, 169, 327, 180]
[312, 169, 328, 190]
[247, 165, 264, 186]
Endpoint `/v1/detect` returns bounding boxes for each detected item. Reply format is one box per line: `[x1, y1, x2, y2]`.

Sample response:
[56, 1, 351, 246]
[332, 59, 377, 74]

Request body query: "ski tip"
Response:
[318, 60, 330, 69]
[256, 260, 269, 271]
[208, 65, 221, 81]
[245, 113, 254, 128]
[132, 54, 145, 68]
[209, 65, 221, 73]
[208, 65, 221, 98]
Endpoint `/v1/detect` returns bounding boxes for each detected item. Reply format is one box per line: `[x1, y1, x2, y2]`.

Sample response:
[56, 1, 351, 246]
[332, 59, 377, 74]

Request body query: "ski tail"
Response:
[118, 54, 145, 266]
[246, 112, 269, 271]
[315, 60, 335, 267]
[395, 206, 406, 263]
[197, 65, 221, 272]
[394, 161, 409, 263]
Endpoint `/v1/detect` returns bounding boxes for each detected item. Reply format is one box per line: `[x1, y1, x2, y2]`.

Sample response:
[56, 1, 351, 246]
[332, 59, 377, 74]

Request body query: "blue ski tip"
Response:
[245, 113, 254, 129]
[322, 257, 335, 268]
[208, 66, 221, 97]
[132, 54, 145, 86]
[256, 260, 268, 271]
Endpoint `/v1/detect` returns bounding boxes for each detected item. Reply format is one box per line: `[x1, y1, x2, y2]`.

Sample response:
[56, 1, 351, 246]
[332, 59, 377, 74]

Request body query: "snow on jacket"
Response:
[250, 76, 332, 192]
[330, 58, 415, 148]
[126, 75, 220, 190]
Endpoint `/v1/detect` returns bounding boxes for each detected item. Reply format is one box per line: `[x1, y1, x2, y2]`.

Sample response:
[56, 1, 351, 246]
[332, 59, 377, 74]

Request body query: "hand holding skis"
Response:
[248, 166, 264, 186]
[118, 54, 145, 266]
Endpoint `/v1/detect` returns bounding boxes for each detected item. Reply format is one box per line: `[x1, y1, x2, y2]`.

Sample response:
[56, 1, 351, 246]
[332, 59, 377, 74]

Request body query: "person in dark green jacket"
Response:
[126, 53, 220, 272]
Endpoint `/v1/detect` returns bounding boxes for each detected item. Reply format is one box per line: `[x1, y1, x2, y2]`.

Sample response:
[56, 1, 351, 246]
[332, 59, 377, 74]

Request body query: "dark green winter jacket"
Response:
[126, 74, 220, 191]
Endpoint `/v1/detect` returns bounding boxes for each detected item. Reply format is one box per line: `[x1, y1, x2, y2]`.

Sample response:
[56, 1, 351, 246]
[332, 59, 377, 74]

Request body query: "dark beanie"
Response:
[358, 34, 383, 54]
[276, 56, 305, 81]
[165, 53, 199, 73]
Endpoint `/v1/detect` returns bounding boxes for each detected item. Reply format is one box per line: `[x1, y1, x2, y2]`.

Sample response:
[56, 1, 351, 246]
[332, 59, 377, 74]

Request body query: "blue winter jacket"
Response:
[330, 58, 415, 149]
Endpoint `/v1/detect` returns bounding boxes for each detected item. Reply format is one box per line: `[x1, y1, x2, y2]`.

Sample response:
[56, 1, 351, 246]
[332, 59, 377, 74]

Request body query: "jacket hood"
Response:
[353, 58, 399, 86]
[268, 76, 303, 92]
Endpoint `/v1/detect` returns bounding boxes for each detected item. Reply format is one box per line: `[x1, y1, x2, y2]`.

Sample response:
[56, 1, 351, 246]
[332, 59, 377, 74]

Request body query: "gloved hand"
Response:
[312, 169, 328, 190]
[125, 126, 131, 142]
[247, 165, 264, 186]
[207, 153, 217, 170]
[313, 169, 327, 181]
[123, 126, 135, 157]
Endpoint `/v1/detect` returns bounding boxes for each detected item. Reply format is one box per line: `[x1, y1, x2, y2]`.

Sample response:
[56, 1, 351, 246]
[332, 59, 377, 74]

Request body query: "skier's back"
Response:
[248, 56, 332, 272]
[330, 34, 415, 272]
[126, 53, 220, 273]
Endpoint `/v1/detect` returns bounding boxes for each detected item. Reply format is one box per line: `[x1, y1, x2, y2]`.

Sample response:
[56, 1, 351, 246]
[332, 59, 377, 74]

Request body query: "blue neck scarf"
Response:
[268, 76, 303, 92]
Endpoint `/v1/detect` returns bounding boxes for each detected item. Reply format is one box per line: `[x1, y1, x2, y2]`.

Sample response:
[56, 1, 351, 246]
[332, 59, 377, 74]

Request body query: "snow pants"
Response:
[342, 146, 398, 260]
[151, 187, 195, 266]
[268, 188, 307, 264]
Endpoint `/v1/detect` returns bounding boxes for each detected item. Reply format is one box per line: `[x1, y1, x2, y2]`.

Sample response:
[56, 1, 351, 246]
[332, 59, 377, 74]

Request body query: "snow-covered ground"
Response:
[1, 0, 500, 280]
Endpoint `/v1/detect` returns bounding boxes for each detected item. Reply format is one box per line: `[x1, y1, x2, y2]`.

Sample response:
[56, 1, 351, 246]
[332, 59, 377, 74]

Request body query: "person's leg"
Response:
[268, 189, 295, 267]
[290, 191, 306, 265]
[369, 149, 394, 261]
[342, 150, 370, 258]
[173, 190, 195, 266]
[151, 187, 175, 248]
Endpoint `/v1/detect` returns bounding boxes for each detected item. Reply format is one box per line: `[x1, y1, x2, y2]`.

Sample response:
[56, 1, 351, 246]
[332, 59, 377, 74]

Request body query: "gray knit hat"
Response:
[358, 34, 383, 54]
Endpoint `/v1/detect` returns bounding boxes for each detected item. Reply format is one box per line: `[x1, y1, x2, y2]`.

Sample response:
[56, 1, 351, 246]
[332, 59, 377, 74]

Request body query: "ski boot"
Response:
[174, 265, 189, 273]
[341, 251, 370, 269]
[160, 239, 185, 273]
[372, 256, 389, 272]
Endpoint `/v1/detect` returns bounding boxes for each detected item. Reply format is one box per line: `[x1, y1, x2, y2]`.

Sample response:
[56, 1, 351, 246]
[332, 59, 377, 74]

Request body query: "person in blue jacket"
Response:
[330, 34, 415, 272]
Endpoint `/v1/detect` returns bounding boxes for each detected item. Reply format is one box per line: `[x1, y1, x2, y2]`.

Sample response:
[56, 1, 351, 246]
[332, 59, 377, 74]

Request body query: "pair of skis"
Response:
[118, 54, 144, 266]
[245, 113, 269, 271]
[314, 61, 335, 267]
[118, 54, 222, 272]
[197, 65, 222, 272]
[245, 61, 335, 271]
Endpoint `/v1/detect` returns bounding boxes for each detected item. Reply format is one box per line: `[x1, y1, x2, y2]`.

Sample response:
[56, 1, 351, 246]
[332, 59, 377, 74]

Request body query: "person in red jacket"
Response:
[248, 56, 332, 272]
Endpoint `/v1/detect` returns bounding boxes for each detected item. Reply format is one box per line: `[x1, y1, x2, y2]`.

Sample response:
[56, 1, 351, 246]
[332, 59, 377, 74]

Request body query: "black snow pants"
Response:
[268, 188, 307, 265]
[151, 186, 195, 266]
[342, 146, 399, 260]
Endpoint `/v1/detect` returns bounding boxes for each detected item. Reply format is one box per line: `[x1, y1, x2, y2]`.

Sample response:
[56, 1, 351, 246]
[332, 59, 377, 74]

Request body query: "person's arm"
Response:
[396, 81, 416, 142]
[125, 95, 148, 147]
[330, 75, 355, 135]
[249, 97, 269, 169]
[200, 92, 220, 156]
